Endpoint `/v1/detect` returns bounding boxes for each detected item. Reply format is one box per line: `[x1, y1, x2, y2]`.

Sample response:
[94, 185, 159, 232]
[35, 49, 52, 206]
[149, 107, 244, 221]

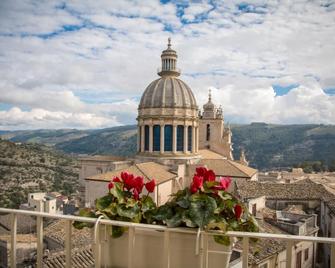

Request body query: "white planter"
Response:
[97, 226, 233, 268]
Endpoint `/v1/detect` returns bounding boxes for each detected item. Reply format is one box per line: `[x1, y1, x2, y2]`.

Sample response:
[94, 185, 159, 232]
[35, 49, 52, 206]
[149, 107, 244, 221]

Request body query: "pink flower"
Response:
[234, 204, 243, 219]
[219, 177, 231, 190]
[145, 179, 156, 193]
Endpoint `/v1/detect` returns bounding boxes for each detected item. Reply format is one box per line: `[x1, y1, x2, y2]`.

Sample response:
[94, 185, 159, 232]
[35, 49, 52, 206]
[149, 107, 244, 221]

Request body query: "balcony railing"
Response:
[1, 207, 335, 268]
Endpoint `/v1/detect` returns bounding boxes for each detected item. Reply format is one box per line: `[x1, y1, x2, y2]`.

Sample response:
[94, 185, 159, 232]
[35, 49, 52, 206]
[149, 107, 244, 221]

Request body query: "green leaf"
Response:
[96, 194, 113, 211]
[165, 211, 183, 227]
[109, 182, 125, 203]
[214, 235, 230, 246]
[175, 192, 190, 208]
[73, 208, 96, 229]
[153, 204, 174, 222]
[102, 202, 118, 217]
[189, 194, 217, 228]
[141, 196, 156, 212]
[217, 191, 232, 201]
[110, 225, 126, 238]
[207, 221, 227, 232]
[117, 203, 140, 220]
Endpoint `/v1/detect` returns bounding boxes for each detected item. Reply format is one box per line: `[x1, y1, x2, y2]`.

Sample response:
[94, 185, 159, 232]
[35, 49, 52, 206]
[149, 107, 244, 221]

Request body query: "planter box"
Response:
[97, 226, 233, 268]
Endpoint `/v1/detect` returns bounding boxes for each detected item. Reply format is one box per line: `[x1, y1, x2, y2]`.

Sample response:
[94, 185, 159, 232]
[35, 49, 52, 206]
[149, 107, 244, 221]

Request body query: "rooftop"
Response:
[200, 159, 257, 178]
[86, 161, 177, 184]
[80, 155, 126, 162]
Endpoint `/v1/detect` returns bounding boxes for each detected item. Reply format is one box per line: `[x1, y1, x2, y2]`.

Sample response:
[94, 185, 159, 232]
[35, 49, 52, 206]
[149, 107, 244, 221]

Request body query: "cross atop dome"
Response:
[167, 37, 171, 49]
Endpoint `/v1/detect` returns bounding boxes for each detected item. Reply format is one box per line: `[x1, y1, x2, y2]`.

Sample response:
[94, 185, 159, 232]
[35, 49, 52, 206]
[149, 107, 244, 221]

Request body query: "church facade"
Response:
[82, 39, 257, 207]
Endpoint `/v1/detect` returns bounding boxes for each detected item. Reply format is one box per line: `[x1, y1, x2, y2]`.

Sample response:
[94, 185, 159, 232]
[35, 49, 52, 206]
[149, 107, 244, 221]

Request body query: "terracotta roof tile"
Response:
[86, 162, 176, 184]
[236, 180, 326, 200]
[199, 149, 225, 159]
[200, 159, 257, 178]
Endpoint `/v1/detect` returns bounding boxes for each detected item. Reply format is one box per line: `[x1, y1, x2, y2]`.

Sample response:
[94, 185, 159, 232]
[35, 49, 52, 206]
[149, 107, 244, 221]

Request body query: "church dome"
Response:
[139, 77, 197, 109]
[139, 38, 197, 110]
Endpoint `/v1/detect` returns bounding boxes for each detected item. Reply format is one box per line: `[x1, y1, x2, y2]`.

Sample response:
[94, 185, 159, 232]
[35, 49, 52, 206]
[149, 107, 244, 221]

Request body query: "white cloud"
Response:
[0, 107, 119, 130]
[0, 0, 334, 129]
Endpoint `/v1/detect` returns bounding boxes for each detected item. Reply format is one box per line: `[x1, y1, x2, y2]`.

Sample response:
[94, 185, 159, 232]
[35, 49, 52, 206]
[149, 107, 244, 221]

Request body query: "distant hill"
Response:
[0, 140, 79, 208]
[2, 123, 335, 170]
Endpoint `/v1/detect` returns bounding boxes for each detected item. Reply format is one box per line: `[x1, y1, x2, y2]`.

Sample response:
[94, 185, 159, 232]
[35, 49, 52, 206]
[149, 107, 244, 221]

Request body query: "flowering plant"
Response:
[74, 171, 157, 237]
[152, 167, 258, 245]
[74, 167, 258, 245]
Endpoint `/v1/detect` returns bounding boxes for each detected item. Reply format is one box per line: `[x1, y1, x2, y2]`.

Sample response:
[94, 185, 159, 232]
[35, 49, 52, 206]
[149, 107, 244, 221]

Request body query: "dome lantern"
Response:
[158, 38, 181, 77]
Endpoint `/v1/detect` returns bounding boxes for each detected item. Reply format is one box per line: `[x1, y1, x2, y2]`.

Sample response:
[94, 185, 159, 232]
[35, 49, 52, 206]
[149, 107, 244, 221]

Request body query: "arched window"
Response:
[177, 125, 184, 151]
[188, 126, 192, 151]
[153, 125, 160, 151]
[164, 125, 173, 151]
[144, 125, 149, 151]
[206, 124, 210, 141]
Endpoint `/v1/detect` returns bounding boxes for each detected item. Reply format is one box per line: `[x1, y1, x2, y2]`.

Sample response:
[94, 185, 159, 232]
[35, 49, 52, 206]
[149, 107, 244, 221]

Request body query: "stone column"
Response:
[140, 125, 145, 152]
[137, 125, 140, 152]
[160, 124, 164, 154]
[149, 124, 153, 153]
[192, 126, 196, 154]
[183, 124, 188, 153]
[195, 126, 199, 152]
[172, 124, 177, 154]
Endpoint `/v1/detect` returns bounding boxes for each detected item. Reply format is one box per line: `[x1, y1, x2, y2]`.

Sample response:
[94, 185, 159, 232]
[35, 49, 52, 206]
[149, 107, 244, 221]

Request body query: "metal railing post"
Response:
[286, 240, 293, 268]
[65, 220, 72, 268]
[10, 213, 17, 268]
[331, 243, 335, 268]
[242, 237, 249, 268]
[128, 227, 135, 268]
[163, 230, 170, 268]
[36, 216, 43, 268]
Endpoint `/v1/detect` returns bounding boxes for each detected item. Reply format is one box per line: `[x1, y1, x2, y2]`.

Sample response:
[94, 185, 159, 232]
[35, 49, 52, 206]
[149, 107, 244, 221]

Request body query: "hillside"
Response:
[0, 140, 79, 208]
[1, 124, 335, 170]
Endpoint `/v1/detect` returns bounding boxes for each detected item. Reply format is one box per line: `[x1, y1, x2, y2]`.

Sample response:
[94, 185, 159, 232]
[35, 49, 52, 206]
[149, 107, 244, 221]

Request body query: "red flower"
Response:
[108, 182, 114, 189]
[112, 176, 121, 183]
[145, 179, 156, 193]
[121, 172, 135, 190]
[219, 177, 231, 190]
[234, 204, 243, 219]
[133, 188, 139, 200]
[190, 175, 203, 193]
[204, 169, 216, 182]
[190, 183, 198, 194]
[196, 167, 207, 177]
[134, 176, 144, 193]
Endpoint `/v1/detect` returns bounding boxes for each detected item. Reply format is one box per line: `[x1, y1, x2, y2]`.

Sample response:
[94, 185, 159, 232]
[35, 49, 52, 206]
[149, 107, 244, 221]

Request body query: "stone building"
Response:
[83, 39, 257, 207]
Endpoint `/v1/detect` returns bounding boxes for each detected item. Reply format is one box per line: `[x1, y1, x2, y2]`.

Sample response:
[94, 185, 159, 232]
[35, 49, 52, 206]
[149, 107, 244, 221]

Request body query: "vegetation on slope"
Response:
[2, 123, 335, 170]
[0, 140, 79, 208]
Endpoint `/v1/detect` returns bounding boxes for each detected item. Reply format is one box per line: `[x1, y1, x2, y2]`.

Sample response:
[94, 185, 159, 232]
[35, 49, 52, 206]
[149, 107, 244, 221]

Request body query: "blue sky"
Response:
[0, 0, 334, 129]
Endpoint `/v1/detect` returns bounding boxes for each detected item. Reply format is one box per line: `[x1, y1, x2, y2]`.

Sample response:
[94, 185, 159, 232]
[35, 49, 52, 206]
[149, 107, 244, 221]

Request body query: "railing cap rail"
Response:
[1, 207, 335, 244]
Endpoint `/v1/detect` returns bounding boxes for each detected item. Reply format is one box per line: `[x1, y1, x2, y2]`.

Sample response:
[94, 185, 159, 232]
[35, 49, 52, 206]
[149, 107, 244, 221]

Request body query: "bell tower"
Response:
[198, 90, 233, 160]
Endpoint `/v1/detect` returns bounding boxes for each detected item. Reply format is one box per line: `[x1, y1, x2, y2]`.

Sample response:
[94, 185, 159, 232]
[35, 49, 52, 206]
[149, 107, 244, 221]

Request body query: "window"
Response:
[164, 125, 173, 151]
[304, 248, 309, 261]
[188, 126, 192, 151]
[259, 262, 268, 268]
[177, 125, 184, 151]
[252, 203, 257, 216]
[206, 124, 210, 141]
[296, 251, 302, 268]
[153, 125, 160, 151]
[144, 125, 149, 151]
